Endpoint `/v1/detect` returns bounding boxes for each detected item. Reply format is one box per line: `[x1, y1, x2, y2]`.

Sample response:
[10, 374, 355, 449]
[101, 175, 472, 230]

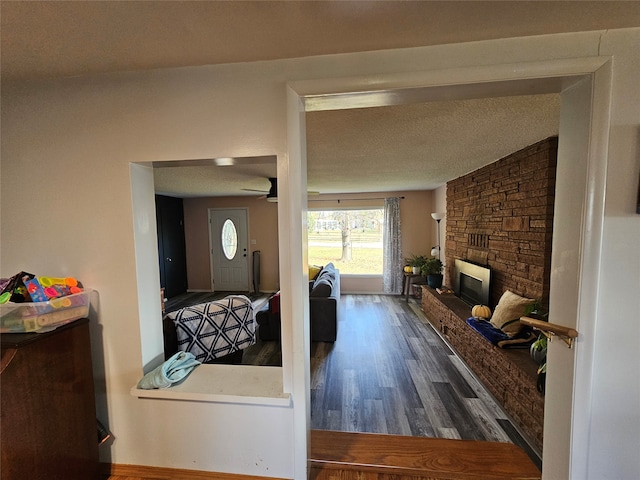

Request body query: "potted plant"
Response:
[525, 302, 549, 364]
[405, 254, 428, 275]
[421, 256, 444, 288]
[530, 334, 547, 365]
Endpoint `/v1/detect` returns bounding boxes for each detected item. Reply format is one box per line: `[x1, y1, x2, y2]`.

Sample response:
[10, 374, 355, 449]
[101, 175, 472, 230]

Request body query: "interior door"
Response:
[209, 208, 249, 292]
[155, 195, 188, 298]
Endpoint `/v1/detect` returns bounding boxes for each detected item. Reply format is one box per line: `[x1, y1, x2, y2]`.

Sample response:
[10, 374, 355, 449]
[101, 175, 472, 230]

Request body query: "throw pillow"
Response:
[490, 290, 535, 336]
[309, 265, 323, 280]
[310, 277, 333, 297]
[269, 293, 280, 315]
[323, 262, 335, 273]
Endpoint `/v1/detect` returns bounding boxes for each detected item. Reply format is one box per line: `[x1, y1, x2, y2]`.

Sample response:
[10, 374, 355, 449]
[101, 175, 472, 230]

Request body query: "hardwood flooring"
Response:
[241, 333, 283, 366]
[308, 294, 541, 468]
[310, 429, 541, 480]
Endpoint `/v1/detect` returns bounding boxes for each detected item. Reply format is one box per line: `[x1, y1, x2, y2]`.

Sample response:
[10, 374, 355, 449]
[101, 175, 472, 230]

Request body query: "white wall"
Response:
[1, 28, 638, 479]
[2, 61, 296, 476]
[584, 29, 640, 479]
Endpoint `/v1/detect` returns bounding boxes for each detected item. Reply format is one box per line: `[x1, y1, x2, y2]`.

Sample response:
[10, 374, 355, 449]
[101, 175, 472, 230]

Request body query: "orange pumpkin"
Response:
[472, 304, 492, 320]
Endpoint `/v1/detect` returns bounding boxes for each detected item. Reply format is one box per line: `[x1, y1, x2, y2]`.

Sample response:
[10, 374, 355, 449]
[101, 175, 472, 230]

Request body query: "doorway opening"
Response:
[287, 61, 610, 480]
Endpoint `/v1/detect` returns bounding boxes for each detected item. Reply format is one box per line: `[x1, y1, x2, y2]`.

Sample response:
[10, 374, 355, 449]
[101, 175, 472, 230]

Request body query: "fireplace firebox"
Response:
[453, 259, 491, 307]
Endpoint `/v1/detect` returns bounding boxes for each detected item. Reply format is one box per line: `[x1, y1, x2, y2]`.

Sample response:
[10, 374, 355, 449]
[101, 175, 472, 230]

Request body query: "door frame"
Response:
[208, 207, 250, 292]
[285, 56, 611, 480]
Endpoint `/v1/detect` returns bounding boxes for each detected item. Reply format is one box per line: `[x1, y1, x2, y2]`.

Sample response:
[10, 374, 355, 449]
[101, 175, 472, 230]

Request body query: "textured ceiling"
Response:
[2, 1, 637, 198]
[306, 95, 561, 194]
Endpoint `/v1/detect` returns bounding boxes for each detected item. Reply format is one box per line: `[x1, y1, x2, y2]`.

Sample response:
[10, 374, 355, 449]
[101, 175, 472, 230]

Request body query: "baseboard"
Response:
[101, 463, 288, 480]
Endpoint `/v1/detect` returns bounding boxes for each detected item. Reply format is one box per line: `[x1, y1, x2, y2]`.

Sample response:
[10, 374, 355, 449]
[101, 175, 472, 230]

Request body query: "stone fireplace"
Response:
[445, 136, 558, 308]
[419, 137, 558, 455]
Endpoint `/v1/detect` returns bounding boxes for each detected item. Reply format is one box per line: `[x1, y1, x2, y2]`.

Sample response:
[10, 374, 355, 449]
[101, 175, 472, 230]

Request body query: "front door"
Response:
[209, 208, 249, 292]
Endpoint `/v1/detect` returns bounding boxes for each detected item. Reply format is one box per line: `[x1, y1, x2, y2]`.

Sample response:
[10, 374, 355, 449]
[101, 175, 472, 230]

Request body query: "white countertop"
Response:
[131, 364, 291, 407]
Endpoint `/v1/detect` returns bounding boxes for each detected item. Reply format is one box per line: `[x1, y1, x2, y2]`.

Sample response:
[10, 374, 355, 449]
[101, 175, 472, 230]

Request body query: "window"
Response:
[221, 218, 238, 260]
[308, 209, 383, 275]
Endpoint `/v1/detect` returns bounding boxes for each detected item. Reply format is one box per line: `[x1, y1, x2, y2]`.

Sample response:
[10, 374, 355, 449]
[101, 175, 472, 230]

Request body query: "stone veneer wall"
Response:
[446, 137, 558, 308]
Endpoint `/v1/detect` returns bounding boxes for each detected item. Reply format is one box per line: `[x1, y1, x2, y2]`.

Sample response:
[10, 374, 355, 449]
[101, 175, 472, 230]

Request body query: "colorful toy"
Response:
[36, 276, 82, 298]
[0, 271, 35, 303]
[24, 278, 49, 302]
[1, 272, 83, 304]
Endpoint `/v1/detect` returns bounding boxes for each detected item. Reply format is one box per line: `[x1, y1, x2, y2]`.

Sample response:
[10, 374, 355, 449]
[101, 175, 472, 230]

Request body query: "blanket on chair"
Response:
[167, 295, 256, 363]
[466, 317, 536, 349]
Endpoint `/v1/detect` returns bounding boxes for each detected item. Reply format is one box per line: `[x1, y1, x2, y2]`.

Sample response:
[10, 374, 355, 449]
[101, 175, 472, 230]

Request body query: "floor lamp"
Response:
[430, 212, 445, 260]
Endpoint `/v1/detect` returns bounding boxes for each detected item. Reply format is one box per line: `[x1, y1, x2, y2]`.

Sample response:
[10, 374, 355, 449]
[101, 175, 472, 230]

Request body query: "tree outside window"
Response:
[308, 209, 383, 274]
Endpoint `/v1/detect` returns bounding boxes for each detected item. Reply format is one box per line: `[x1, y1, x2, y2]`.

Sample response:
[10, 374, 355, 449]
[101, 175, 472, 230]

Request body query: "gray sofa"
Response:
[256, 262, 340, 342]
[309, 263, 340, 342]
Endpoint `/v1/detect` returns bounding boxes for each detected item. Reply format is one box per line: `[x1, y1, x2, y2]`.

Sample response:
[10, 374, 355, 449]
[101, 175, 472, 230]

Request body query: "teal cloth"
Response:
[136, 351, 201, 389]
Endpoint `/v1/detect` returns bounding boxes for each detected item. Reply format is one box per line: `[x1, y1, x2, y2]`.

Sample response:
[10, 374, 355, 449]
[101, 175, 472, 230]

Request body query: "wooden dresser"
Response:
[1, 318, 99, 479]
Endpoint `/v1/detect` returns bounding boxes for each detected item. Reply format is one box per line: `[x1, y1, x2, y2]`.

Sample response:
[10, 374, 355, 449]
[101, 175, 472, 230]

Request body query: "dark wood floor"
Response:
[241, 334, 283, 366]
[308, 296, 532, 446]
[312, 294, 540, 468]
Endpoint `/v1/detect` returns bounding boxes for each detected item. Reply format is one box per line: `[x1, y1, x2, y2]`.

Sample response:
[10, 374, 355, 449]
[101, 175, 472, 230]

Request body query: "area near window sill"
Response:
[130, 364, 291, 407]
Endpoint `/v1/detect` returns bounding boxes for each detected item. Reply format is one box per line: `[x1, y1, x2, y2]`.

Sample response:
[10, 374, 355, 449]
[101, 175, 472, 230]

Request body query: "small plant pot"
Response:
[530, 344, 547, 365]
[412, 267, 420, 274]
[427, 274, 443, 289]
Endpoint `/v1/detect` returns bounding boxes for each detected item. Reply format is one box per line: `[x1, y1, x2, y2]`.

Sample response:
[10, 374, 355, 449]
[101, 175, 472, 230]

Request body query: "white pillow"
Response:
[489, 290, 535, 336]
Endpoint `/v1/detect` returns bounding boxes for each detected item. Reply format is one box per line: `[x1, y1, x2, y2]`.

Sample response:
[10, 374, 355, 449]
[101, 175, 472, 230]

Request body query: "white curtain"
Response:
[383, 197, 403, 294]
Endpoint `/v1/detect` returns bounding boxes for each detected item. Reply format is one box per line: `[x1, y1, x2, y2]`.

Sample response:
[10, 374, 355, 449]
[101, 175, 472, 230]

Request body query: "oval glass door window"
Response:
[221, 218, 238, 260]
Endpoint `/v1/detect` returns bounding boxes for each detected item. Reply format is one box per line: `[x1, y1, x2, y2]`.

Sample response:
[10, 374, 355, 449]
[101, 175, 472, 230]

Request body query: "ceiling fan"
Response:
[243, 177, 319, 202]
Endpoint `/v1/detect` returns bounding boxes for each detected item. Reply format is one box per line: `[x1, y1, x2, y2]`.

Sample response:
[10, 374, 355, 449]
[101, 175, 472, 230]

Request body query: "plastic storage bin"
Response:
[0, 290, 91, 333]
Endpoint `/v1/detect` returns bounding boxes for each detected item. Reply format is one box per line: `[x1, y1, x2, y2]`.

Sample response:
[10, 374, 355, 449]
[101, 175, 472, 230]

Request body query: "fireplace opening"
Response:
[453, 259, 491, 307]
[460, 273, 483, 305]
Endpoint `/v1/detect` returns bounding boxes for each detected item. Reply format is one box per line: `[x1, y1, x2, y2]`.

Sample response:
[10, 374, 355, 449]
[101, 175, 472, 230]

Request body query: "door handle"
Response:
[166, 257, 172, 262]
